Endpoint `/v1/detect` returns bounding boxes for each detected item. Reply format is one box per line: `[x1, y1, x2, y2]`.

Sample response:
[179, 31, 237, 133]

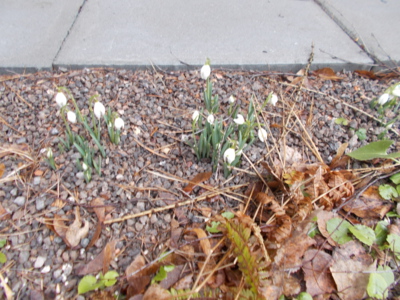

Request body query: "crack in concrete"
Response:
[52, 0, 88, 70]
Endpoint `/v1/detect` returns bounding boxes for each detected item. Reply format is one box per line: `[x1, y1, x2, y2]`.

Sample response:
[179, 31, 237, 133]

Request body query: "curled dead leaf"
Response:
[65, 207, 89, 248]
[182, 171, 212, 193]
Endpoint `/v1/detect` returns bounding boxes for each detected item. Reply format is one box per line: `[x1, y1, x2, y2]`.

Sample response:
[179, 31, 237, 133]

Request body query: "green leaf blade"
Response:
[348, 224, 376, 246]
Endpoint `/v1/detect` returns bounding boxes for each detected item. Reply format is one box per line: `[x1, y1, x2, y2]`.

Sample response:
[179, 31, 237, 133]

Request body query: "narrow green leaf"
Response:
[348, 224, 376, 246]
[326, 218, 352, 244]
[347, 140, 400, 161]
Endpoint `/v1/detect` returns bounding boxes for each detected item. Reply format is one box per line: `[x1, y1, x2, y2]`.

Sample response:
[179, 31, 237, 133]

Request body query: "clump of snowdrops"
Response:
[46, 88, 125, 182]
[189, 60, 277, 177]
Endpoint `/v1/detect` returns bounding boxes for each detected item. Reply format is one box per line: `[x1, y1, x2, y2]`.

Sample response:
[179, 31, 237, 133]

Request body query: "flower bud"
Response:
[200, 64, 211, 80]
[258, 128, 268, 143]
[392, 84, 400, 97]
[94, 102, 105, 119]
[82, 162, 88, 171]
[207, 114, 214, 125]
[192, 110, 200, 122]
[228, 95, 235, 104]
[233, 114, 245, 125]
[270, 94, 278, 106]
[47, 148, 53, 158]
[378, 93, 391, 105]
[223, 148, 236, 164]
[67, 111, 77, 123]
[55, 92, 67, 108]
[114, 117, 124, 130]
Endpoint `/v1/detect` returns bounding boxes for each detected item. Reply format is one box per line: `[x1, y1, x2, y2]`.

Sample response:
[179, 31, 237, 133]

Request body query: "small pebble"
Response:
[14, 196, 26, 206]
[34, 256, 46, 268]
[41, 265, 51, 273]
[36, 199, 45, 211]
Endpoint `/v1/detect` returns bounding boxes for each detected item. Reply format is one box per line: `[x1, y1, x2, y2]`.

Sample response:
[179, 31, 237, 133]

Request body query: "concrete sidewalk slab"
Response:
[316, 0, 400, 68]
[55, 0, 372, 72]
[0, 0, 84, 74]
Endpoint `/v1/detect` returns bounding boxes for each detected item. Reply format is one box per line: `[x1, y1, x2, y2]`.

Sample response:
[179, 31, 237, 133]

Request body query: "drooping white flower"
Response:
[228, 95, 235, 104]
[223, 148, 236, 164]
[392, 84, 400, 97]
[55, 92, 67, 108]
[378, 93, 391, 105]
[258, 128, 268, 142]
[192, 110, 200, 122]
[200, 64, 211, 80]
[82, 162, 88, 171]
[207, 114, 214, 125]
[94, 102, 105, 119]
[233, 114, 245, 125]
[46, 148, 53, 158]
[270, 94, 278, 106]
[114, 117, 124, 130]
[67, 111, 77, 123]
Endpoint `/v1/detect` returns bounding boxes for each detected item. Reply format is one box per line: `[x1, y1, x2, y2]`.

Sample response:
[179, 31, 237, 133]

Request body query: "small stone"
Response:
[135, 222, 144, 231]
[62, 263, 73, 276]
[36, 198, 45, 211]
[14, 196, 26, 206]
[80, 238, 89, 248]
[137, 202, 145, 211]
[16, 137, 26, 144]
[19, 251, 30, 263]
[116, 174, 124, 181]
[139, 216, 148, 224]
[76, 172, 84, 179]
[41, 265, 51, 273]
[50, 128, 59, 135]
[150, 214, 158, 224]
[53, 269, 63, 279]
[34, 256, 46, 268]
[164, 214, 171, 223]
[32, 177, 41, 185]
[10, 188, 18, 196]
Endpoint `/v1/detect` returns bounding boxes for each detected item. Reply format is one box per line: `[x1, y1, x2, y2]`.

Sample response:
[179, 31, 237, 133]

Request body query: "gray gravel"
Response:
[0, 67, 398, 299]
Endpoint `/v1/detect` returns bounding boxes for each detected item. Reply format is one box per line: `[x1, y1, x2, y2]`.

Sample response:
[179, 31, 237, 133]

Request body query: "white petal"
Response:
[270, 94, 278, 106]
[67, 111, 76, 123]
[55, 92, 67, 108]
[258, 128, 268, 142]
[47, 148, 53, 158]
[94, 102, 105, 119]
[378, 93, 390, 105]
[233, 114, 245, 125]
[223, 148, 236, 164]
[82, 162, 88, 171]
[192, 110, 200, 122]
[207, 114, 214, 124]
[392, 85, 400, 97]
[114, 117, 124, 130]
[200, 64, 211, 80]
[228, 95, 235, 104]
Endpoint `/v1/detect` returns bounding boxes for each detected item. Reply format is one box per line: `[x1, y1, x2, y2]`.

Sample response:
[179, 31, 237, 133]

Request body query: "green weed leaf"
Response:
[296, 292, 313, 300]
[390, 173, 400, 185]
[335, 117, 348, 126]
[375, 221, 389, 246]
[206, 221, 221, 233]
[355, 128, 367, 140]
[348, 224, 376, 246]
[379, 184, 398, 200]
[326, 218, 352, 244]
[103, 270, 119, 287]
[0, 252, 6, 264]
[367, 266, 394, 299]
[0, 240, 6, 248]
[78, 275, 100, 294]
[347, 140, 400, 161]
[387, 234, 400, 259]
[152, 265, 175, 284]
[222, 211, 235, 219]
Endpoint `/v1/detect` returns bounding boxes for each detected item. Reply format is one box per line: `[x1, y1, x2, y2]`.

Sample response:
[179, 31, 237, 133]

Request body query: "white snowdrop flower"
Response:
[67, 111, 76, 123]
[228, 95, 236, 104]
[114, 117, 124, 130]
[181, 134, 189, 142]
[192, 110, 200, 122]
[258, 128, 268, 143]
[223, 148, 236, 164]
[392, 84, 400, 97]
[270, 94, 278, 106]
[378, 93, 391, 105]
[55, 92, 67, 108]
[200, 64, 211, 80]
[94, 101, 105, 119]
[233, 114, 245, 125]
[207, 114, 214, 125]
[47, 148, 53, 158]
[82, 162, 88, 171]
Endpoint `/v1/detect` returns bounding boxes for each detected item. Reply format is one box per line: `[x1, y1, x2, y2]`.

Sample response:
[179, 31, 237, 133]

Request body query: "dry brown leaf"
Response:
[315, 210, 338, 246]
[75, 240, 117, 276]
[92, 198, 105, 222]
[102, 242, 113, 275]
[302, 249, 335, 296]
[53, 214, 68, 240]
[51, 198, 65, 209]
[87, 290, 115, 300]
[33, 169, 43, 176]
[159, 265, 184, 289]
[330, 241, 375, 300]
[142, 284, 170, 300]
[182, 171, 212, 193]
[125, 254, 160, 297]
[0, 203, 11, 220]
[355, 70, 378, 80]
[342, 186, 393, 219]
[0, 163, 5, 178]
[329, 143, 349, 169]
[186, 228, 211, 256]
[65, 207, 90, 248]
[313, 68, 344, 81]
[282, 272, 301, 297]
[173, 274, 193, 290]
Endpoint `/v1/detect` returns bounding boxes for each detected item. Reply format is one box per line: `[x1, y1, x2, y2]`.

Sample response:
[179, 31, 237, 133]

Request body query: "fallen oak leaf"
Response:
[182, 171, 212, 193]
[65, 207, 89, 248]
[313, 67, 344, 81]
